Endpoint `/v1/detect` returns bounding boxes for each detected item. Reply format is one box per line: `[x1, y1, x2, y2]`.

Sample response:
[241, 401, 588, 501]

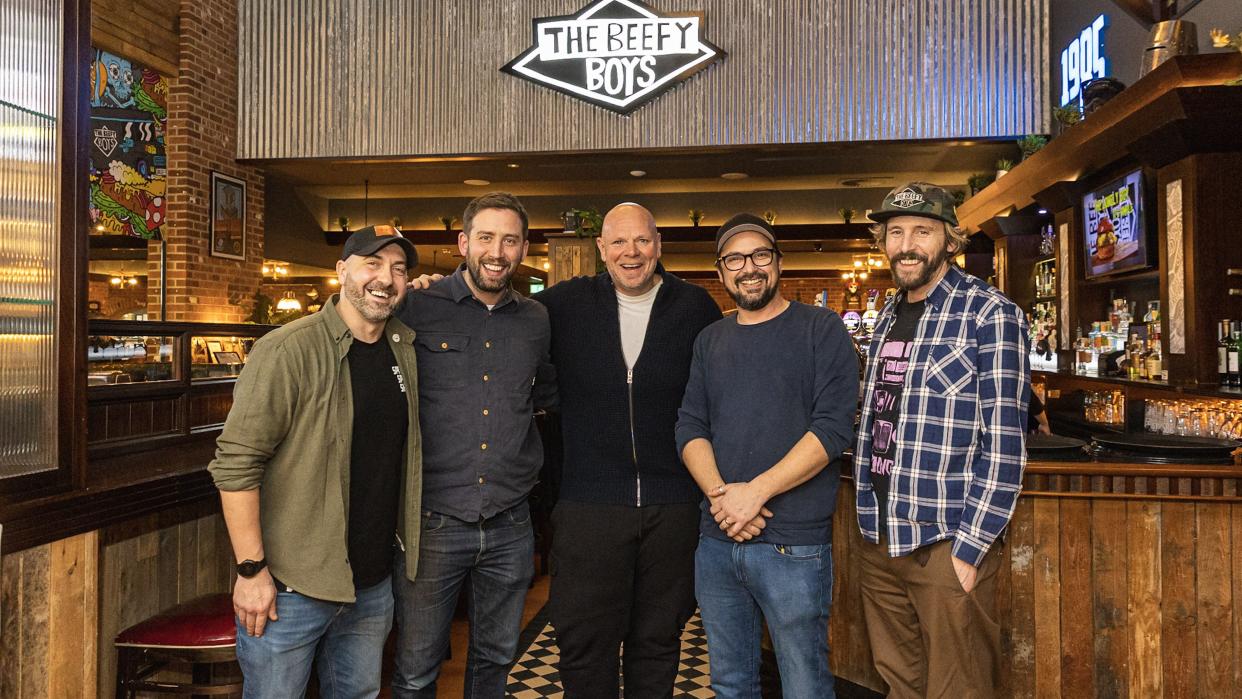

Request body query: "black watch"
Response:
[236, 558, 268, 578]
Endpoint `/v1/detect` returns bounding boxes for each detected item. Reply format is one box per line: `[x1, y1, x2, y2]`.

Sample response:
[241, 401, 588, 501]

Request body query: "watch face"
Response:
[238, 559, 264, 577]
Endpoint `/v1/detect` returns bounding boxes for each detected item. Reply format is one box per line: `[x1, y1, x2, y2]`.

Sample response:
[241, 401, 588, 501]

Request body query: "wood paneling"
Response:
[831, 482, 1242, 697]
[90, 0, 179, 75]
[0, 501, 231, 698]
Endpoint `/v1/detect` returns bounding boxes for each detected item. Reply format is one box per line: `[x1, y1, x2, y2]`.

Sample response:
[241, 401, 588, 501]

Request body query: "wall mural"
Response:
[88, 49, 168, 239]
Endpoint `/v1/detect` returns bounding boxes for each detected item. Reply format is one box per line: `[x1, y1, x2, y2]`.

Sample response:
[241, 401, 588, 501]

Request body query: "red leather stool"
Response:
[114, 593, 242, 698]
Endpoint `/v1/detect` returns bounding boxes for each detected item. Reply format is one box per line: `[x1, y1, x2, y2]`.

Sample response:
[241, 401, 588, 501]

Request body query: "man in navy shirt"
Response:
[676, 213, 858, 699]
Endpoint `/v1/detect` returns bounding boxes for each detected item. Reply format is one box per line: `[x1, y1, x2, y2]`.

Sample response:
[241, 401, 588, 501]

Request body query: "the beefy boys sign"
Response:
[502, 0, 725, 115]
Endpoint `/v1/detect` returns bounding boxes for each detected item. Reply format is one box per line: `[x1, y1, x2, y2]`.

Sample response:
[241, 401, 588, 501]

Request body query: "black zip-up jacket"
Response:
[534, 266, 722, 506]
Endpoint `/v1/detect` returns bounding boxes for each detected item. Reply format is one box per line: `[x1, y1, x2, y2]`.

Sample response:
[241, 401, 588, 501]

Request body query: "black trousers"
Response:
[548, 500, 701, 699]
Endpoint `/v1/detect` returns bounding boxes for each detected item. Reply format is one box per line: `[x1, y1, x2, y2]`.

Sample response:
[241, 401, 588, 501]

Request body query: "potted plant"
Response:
[967, 173, 994, 196]
[1210, 28, 1242, 84]
[837, 207, 856, 224]
[325, 216, 350, 245]
[438, 215, 457, 232]
[572, 208, 603, 237]
[995, 159, 1015, 178]
[1052, 105, 1081, 136]
[1017, 134, 1048, 161]
[688, 209, 705, 228]
[763, 210, 778, 225]
[389, 216, 403, 230]
[951, 189, 967, 207]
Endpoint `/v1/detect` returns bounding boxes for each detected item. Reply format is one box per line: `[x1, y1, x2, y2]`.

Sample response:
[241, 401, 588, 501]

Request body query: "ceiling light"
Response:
[542, 261, 550, 270]
[276, 291, 302, 312]
[328, 278, 339, 287]
[506, 163, 520, 169]
[464, 179, 490, 186]
[720, 172, 748, 180]
[1037, 208, 1048, 215]
[630, 170, 647, 177]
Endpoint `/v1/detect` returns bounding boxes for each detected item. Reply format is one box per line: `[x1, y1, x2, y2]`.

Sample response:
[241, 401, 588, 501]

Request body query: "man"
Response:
[854, 182, 1029, 697]
[210, 225, 422, 697]
[534, 203, 722, 698]
[391, 192, 554, 698]
[676, 213, 859, 699]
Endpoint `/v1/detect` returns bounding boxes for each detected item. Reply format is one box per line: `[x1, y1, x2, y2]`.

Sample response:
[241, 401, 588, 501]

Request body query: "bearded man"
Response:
[391, 192, 555, 698]
[854, 182, 1029, 698]
[210, 225, 423, 697]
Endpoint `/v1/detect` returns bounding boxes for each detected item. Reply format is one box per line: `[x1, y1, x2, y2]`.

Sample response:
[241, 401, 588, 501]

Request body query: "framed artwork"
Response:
[213, 351, 242, 365]
[206, 340, 224, 355]
[210, 172, 246, 260]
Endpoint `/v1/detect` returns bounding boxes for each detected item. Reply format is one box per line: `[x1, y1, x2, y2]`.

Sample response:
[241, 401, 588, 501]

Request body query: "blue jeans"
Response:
[392, 502, 535, 698]
[695, 535, 835, 699]
[235, 576, 393, 699]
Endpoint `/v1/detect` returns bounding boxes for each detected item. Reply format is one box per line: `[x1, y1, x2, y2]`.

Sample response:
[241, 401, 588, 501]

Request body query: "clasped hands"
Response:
[709, 481, 773, 542]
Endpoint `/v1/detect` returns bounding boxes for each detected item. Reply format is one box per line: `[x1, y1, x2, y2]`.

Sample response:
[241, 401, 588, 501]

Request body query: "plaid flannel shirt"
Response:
[854, 265, 1030, 567]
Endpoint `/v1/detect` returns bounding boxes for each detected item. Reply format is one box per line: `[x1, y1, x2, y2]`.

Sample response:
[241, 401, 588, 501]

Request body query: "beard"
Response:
[889, 243, 953, 292]
[467, 254, 515, 293]
[342, 273, 397, 323]
[727, 271, 779, 311]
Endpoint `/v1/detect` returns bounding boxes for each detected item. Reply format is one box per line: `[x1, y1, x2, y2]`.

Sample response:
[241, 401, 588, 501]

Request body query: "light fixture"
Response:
[854, 259, 863, 268]
[720, 172, 748, 180]
[306, 287, 319, 300]
[542, 261, 550, 270]
[95, 224, 105, 232]
[464, 179, 490, 186]
[629, 170, 647, 177]
[109, 265, 140, 287]
[328, 278, 339, 287]
[1037, 208, 1049, 215]
[276, 291, 302, 312]
[506, 163, 520, 169]
[262, 261, 290, 280]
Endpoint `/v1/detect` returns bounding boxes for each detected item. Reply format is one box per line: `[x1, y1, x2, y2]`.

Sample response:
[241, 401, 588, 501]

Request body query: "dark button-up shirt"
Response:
[396, 267, 555, 521]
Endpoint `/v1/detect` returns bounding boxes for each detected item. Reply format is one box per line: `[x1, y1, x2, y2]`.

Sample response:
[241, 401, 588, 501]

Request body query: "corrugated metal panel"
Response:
[237, 0, 1049, 159]
[0, 0, 61, 478]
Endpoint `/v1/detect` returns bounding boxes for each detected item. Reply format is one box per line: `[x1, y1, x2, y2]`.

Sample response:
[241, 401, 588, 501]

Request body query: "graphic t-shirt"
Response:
[346, 336, 408, 589]
[869, 298, 925, 536]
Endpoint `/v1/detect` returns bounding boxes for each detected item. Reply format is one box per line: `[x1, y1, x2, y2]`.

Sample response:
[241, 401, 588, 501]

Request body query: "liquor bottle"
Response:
[1220, 320, 1233, 386]
[1231, 329, 1242, 387]
[1127, 333, 1143, 380]
[1146, 338, 1163, 383]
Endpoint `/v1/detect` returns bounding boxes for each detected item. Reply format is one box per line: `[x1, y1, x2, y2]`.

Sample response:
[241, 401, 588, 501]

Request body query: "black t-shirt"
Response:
[868, 299, 925, 537]
[346, 336, 408, 589]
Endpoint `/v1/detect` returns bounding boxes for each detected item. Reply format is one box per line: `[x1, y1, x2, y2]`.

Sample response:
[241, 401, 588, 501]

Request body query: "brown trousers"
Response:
[858, 537, 1003, 699]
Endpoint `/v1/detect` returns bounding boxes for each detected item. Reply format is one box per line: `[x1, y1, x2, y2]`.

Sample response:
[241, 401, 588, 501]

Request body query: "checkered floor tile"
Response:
[505, 609, 713, 698]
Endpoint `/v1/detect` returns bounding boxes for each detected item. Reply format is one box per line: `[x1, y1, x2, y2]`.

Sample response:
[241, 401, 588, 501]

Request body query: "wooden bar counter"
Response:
[828, 455, 1242, 697]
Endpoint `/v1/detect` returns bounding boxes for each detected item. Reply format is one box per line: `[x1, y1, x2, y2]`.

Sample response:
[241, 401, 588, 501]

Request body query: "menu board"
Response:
[1083, 170, 1148, 278]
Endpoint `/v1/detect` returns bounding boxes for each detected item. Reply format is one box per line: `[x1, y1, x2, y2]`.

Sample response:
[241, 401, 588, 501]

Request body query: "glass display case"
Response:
[190, 334, 256, 380]
[86, 333, 178, 385]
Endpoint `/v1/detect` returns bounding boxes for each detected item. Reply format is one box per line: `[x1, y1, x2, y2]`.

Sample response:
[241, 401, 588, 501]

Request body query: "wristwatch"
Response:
[236, 558, 268, 578]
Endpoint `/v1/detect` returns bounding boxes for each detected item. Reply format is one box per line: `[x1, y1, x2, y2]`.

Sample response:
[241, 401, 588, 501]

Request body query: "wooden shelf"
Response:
[957, 53, 1242, 233]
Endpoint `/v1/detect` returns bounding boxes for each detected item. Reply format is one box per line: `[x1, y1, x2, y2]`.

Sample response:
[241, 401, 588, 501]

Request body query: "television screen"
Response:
[1083, 170, 1148, 278]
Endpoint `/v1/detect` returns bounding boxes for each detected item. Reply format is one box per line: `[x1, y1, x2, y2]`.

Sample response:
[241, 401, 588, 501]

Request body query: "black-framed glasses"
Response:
[717, 248, 780, 271]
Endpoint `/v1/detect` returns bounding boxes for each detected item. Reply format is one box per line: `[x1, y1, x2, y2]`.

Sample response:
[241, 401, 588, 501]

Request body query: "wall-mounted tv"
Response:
[1083, 170, 1150, 279]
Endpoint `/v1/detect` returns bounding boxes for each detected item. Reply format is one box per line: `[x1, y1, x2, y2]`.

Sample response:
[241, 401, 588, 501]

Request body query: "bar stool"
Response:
[114, 593, 242, 698]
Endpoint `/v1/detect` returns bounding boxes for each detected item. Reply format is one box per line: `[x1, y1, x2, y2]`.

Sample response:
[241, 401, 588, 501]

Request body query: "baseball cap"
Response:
[340, 225, 418, 266]
[715, 213, 778, 256]
[868, 182, 960, 228]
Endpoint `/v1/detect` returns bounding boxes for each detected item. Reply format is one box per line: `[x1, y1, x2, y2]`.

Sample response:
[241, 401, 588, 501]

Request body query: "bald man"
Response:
[532, 204, 722, 698]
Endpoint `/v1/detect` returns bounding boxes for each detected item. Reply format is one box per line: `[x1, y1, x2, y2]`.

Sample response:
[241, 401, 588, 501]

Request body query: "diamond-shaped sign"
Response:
[502, 0, 725, 115]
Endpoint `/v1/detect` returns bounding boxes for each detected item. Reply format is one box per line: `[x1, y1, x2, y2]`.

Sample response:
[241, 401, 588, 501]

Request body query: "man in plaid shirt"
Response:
[854, 182, 1029, 697]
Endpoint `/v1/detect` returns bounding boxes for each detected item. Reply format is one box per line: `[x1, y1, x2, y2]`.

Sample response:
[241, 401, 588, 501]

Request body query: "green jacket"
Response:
[208, 296, 422, 602]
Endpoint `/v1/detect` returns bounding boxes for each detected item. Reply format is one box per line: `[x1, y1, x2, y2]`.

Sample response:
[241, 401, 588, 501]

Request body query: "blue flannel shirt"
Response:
[854, 265, 1030, 567]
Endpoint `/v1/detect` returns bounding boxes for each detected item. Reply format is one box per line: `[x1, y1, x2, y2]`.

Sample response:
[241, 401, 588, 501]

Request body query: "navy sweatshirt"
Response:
[676, 302, 860, 544]
[534, 267, 722, 506]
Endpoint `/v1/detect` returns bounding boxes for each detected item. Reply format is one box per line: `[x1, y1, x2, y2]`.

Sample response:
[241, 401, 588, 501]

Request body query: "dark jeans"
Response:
[548, 501, 700, 699]
[391, 502, 535, 699]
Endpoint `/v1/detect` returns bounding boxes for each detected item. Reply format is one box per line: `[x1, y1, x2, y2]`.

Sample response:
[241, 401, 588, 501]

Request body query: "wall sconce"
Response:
[262, 261, 290, 280]
[306, 287, 320, 300]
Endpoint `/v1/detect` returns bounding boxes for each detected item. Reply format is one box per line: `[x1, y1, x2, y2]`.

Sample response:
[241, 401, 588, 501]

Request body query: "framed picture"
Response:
[206, 340, 224, 355]
[213, 351, 242, 365]
[210, 172, 246, 260]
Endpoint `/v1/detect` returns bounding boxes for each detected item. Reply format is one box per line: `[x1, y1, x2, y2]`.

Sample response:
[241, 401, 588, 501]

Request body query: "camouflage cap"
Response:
[868, 182, 959, 228]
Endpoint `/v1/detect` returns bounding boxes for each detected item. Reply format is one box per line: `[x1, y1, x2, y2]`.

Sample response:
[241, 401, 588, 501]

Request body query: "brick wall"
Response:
[87, 275, 148, 319]
[158, 0, 264, 322]
[689, 271, 895, 315]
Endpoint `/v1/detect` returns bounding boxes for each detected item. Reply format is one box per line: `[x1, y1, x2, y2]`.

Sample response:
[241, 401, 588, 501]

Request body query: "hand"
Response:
[233, 570, 278, 637]
[710, 481, 772, 539]
[729, 508, 774, 542]
[406, 273, 444, 291]
[1036, 421, 1051, 436]
[951, 555, 978, 593]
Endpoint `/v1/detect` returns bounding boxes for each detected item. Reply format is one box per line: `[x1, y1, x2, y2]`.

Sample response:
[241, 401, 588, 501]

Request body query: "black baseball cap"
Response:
[715, 213, 778, 255]
[340, 225, 418, 266]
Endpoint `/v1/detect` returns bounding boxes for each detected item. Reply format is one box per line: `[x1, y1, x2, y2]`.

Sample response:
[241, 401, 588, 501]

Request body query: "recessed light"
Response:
[542, 261, 550, 270]
[507, 163, 520, 169]
[464, 179, 490, 186]
[721, 172, 748, 180]
[630, 170, 647, 177]
[1037, 208, 1048, 215]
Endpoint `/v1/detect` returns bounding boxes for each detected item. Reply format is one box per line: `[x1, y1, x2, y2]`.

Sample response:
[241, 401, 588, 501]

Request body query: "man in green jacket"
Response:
[209, 225, 423, 697]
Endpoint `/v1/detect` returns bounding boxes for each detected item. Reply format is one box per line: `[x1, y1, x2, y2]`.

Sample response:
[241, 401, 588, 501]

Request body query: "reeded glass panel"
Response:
[0, 0, 62, 479]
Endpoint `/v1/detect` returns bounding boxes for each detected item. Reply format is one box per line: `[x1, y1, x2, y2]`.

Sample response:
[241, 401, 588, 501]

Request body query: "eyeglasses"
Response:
[717, 248, 780, 271]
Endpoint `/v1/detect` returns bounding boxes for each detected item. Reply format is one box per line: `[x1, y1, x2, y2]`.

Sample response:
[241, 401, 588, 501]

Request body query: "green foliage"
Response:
[995, 159, 1015, 172]
[1017, 134, 1048, 160]
[1052, 104, 1081, 127]
[837, 207, 856, 223]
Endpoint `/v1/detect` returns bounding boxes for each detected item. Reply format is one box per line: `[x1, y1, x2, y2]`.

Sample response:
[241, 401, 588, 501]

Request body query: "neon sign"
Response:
[1060, 14, 1109, 107]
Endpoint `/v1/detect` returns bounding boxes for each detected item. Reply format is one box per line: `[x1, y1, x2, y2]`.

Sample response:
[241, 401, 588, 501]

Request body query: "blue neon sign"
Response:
[1060, 14, 1109, 107]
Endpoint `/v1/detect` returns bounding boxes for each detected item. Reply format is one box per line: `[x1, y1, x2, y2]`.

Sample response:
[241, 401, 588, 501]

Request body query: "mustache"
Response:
[890, 252, 929, 264]
[365, 282, 397, 295]
[733, 272, 768, 285]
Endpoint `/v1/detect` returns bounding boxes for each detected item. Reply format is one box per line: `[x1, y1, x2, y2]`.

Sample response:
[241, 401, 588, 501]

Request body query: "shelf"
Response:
[1034, 294, 1058, 302]
[1036, 369, 1242, 400]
